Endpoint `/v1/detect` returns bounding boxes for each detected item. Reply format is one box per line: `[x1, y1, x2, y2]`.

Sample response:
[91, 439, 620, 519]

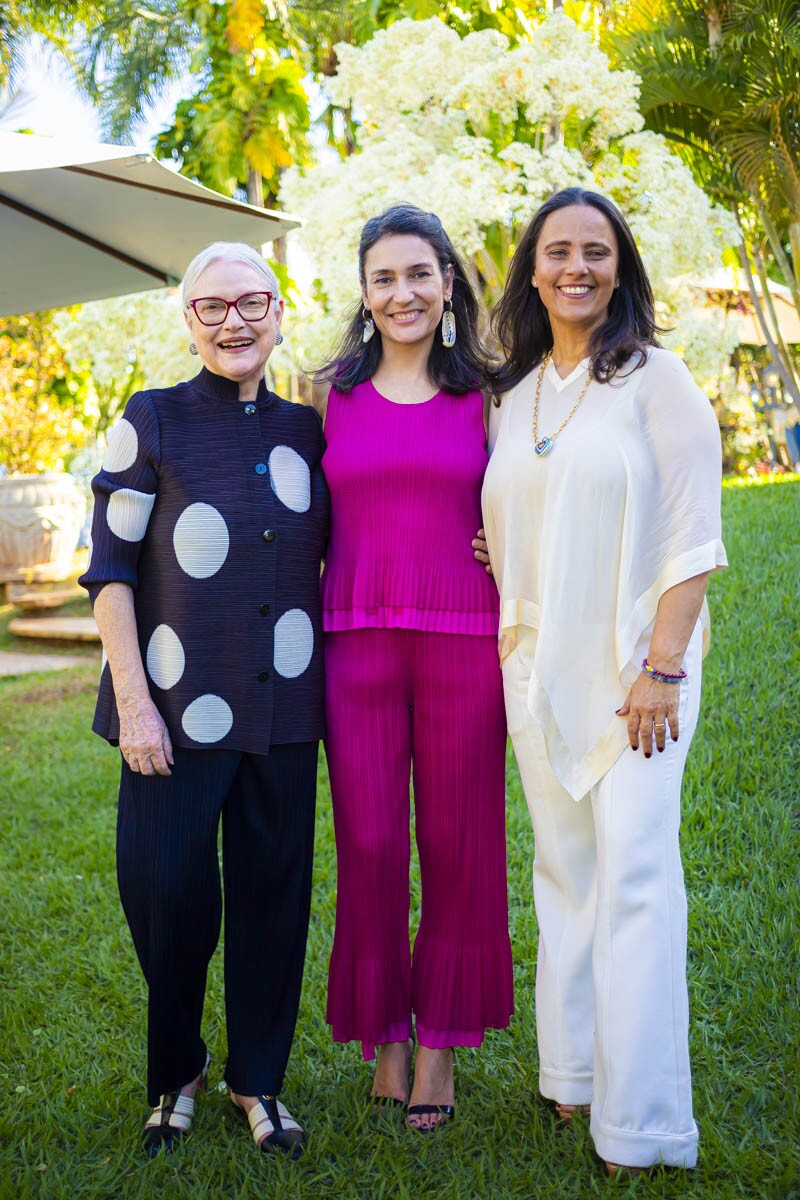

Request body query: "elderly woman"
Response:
[481, 188, 727, 1175]
[80, 242, 328, 1158]
[314, 204, 512, 1131]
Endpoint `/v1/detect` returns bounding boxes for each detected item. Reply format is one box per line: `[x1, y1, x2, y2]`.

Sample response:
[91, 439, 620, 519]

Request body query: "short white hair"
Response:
[181, 242, 281, 307]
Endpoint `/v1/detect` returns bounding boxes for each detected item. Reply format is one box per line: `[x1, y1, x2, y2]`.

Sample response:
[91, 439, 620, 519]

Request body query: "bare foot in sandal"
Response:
[407, 1046, 455, 1132]
[371, 1038, 413, 1106]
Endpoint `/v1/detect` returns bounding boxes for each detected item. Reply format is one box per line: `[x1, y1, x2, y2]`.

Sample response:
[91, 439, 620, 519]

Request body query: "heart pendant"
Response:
[534, 437, 553, 457]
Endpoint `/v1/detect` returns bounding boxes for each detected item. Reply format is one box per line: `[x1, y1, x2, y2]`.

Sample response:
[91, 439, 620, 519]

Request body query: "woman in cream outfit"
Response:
[481, 188, 727, 1175]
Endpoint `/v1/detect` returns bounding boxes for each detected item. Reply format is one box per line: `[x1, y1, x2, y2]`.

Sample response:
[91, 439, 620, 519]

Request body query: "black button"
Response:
[259, 603, 270, 616]
[255, 462, 267, 475]
[262, 529, 276, 542]
[243, 403, 256, 415]
[258, 669, 271, 682]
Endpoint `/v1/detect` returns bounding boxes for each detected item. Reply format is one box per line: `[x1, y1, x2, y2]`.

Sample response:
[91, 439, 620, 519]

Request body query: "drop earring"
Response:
[274, 331, 284, 345]
[441, 299, 456, 348]
[189, 342, 198, 355]
[362, 307, 375, 344]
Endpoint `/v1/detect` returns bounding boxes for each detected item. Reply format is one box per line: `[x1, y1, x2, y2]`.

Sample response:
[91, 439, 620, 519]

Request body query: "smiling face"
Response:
[184, 258, 284, 390]
[532, 204, 619, 342]
[362, 233, 453, 350]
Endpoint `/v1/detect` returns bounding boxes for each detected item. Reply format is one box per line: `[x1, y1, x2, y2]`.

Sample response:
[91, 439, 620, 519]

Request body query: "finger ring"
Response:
[654, 723, 666, 730]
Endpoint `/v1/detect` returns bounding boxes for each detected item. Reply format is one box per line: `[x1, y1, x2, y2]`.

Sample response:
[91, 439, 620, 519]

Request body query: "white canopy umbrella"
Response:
[0, 132, 301, 316]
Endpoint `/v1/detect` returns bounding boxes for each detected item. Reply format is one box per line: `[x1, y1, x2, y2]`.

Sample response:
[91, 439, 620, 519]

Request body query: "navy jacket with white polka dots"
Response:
[80, 367, 329, 753]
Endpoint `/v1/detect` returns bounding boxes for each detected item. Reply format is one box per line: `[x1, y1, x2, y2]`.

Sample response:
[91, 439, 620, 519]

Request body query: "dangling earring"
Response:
[189, 342, 198, 355]
[274, 331, 284, 345]
[441, 299, 456, 348]
[362, 307, 375, 344]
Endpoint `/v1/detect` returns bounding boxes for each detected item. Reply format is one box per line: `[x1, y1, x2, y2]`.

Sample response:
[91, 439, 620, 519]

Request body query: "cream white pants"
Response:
[503, 624, 702, 1169]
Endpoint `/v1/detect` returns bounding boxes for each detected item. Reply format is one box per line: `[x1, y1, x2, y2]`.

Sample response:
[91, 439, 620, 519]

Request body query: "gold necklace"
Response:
[531, 352, 592, 458]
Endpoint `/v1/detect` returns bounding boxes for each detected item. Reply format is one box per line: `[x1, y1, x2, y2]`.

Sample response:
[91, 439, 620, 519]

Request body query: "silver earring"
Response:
[532, 279, 538, 288]
[274, 331, 284, 345]
[189, 342, 198, 355]
[441, 300, 456, 348]
[362, 307, 375, 344]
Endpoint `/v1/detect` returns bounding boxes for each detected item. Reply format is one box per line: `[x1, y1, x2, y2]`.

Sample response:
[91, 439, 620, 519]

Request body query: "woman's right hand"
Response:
[472, 527, 493, 575]
[118, 697, 174, 776]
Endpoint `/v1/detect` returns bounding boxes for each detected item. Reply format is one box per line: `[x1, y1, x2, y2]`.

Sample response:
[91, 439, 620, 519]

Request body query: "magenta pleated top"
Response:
[321, 380, 499, 636]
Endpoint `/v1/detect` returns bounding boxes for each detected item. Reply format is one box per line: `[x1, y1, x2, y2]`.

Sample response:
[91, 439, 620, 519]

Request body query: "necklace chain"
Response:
[531, 352, 592, 458]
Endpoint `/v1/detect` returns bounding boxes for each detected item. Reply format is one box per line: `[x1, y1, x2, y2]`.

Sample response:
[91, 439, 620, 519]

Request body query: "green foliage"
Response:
[1, 478, 799, 1198]
[0, 312, 93, 475]
[154, 3, 311, 201]
[603, 0, 800, 398]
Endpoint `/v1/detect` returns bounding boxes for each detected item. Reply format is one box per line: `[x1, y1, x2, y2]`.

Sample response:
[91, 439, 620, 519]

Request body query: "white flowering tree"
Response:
[281, 12, 740, 384]
[53, 290, 193, 441]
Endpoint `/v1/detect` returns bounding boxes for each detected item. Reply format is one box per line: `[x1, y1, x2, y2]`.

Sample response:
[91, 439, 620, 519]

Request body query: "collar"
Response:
[193, 366, 274, 407]
[546, 357, 591, 394]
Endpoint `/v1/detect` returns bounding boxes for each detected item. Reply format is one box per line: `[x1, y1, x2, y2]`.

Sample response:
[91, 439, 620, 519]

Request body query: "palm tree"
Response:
[604, 0, 800, 402]
[0, 0, 87, 90]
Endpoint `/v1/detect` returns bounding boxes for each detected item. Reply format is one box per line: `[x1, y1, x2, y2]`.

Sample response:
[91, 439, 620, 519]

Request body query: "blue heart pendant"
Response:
[534, 437, 553, 457]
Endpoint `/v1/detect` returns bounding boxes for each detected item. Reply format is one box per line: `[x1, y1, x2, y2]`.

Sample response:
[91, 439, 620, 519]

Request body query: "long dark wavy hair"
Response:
[315, 203, 489, 394]
[491, 188, 662, 395]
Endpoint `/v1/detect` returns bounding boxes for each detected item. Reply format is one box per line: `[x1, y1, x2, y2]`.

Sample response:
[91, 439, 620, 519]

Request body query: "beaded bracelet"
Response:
[641, 658, 687, 684]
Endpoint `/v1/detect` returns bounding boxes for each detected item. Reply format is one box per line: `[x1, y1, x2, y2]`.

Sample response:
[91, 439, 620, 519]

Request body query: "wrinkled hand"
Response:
[118, 698, 174, 776]
[472, 527, 493, 575]
[617, 673, 679, 757]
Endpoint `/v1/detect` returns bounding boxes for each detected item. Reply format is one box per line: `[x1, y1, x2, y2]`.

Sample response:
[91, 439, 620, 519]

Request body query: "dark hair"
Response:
[315, 203, 489, 394]
[490, 188, 662, 395]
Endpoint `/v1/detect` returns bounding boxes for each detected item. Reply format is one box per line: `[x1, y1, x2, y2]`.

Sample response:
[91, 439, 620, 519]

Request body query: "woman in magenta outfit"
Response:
[313, 204, 512, 1131]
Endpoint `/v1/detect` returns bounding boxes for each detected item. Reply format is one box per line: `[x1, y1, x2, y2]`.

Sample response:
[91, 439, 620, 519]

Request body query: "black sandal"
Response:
[142, 1051, 210, 1157]
[406, 1103, 455, 1132]
[232, 1093, 305, 1159]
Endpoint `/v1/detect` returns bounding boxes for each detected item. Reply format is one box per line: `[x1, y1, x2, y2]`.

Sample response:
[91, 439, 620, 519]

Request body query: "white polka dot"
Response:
[268, 445, 311, 513]
[146, 624, 185, 691]
[181, 694, 233, 743]
[106, 488, 155, 542]
[173, 503, 229, 579]
[102, 419, 138, 472]
[274, 608, 314, 678]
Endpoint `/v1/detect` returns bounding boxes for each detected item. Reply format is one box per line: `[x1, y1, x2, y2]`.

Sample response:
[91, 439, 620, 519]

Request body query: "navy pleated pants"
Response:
[116, 742, 318, 1106]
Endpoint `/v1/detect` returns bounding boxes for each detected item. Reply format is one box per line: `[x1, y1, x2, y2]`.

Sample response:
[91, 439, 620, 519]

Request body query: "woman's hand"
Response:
[118, 696, 174, 776]
[472, 527, 493, 575]
[93, 583, 174, 777]
[617, 673, 679, 757]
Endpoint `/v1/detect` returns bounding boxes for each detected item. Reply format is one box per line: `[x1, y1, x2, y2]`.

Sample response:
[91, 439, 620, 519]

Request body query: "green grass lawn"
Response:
[1, 478, 798, 1200]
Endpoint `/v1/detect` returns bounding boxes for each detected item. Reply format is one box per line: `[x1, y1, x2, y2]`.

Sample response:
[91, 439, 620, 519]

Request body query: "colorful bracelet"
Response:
[641, 658, 687, 684]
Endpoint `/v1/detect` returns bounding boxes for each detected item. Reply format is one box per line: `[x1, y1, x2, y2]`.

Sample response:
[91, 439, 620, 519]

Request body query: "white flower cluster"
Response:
[281, 13, 737, 369]
[54, 291, 192, 400]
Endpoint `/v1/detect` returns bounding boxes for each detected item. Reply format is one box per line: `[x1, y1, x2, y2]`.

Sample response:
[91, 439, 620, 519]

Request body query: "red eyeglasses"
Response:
[188, 292, 274, 326]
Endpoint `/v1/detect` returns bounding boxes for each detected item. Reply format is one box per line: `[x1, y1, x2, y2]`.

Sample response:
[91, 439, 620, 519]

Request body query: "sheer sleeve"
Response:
[615, 349, 728, 674]
[79, 392, 161, 605]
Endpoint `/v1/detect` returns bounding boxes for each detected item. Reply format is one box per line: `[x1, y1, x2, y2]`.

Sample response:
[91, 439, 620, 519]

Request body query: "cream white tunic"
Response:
[482, 347, 727, 801]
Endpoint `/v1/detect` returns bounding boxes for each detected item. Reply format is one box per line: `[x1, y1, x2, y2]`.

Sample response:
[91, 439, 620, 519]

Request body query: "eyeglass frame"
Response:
[186, 292, 275, 327]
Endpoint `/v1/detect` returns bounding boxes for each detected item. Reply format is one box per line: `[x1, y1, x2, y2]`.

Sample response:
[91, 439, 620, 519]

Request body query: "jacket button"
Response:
[243, 403, 256, 415]
[262, 529, 276, 542]
[258, 669, 271, 682]
[255, 462, 267, 474]
[259, 603, 270, 616]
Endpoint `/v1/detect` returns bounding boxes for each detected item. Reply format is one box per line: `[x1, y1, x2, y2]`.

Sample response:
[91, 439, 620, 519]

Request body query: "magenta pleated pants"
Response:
[324, 628, 513, 1055]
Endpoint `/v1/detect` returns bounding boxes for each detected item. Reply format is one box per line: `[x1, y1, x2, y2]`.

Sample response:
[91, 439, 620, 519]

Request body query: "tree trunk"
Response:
[246, 167, 263, 208]
[706, 3, 724, 53]
[740, 238, 800, 407]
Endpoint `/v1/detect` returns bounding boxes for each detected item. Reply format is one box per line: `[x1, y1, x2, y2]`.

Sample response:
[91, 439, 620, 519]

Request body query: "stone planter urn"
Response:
[0, 473, 86, 583]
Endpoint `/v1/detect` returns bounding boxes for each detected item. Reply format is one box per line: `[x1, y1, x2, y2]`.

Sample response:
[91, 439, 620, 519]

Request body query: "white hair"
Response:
[180, 242, 281, 307]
